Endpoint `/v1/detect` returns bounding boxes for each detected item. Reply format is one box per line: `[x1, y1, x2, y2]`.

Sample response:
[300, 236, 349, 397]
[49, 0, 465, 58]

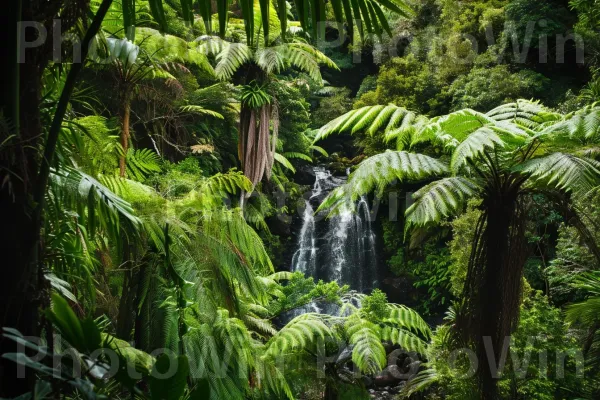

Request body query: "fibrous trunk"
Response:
[458, 194, 528, 399]
[238, 103, 278, 197]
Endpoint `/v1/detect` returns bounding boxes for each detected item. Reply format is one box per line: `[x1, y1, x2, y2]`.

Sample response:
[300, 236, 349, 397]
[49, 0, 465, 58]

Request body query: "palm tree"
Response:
[315, 100, 600, 398]
[198, 36, 337, 194]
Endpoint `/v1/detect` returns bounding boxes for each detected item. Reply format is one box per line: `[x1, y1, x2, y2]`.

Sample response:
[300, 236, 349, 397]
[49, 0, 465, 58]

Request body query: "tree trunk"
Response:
[0, 26, 44, 397]
[133, 263, 148, 348]
[116, 243, 136, 340]
[0, 9, 45, 395]
[119, 96, 132, 177]
[459, 193, 528, 400]
[323, 364, 339, 400]
[0, 0, 113, 395]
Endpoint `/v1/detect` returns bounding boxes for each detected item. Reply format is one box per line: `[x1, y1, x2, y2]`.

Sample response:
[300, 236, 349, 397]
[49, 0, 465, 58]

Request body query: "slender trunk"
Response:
[116, 242, 136, 340]
[120, 96, 131, 177]
[133, 264, 148, 348]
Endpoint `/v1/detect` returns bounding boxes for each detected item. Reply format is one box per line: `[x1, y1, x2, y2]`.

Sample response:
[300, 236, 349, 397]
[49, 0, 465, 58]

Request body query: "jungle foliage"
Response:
[2, 0, 600, 399]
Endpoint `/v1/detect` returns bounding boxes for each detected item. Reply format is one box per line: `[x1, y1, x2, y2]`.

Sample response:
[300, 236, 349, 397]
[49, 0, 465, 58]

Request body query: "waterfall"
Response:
[291, 167, 378, 293]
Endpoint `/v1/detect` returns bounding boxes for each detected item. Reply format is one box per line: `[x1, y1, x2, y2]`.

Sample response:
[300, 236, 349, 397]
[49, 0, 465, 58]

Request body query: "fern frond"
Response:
[126, 148, 161, 181]
[435, 109, 496, 146]
[283, 152, 312, 162]
[544, 105, 600, 144]
[266, 313, 335, 356]
[405, 177, 481, 228]
[310, 145, 329, 157]
[179, 105, 224, 119]
[385, 304, 432, 339]
[319, 151, 448, 211]
[486, 99, 561, 128]
[400, 368, 439, 397]
[380, 326, 428, 354]
[345, 315, 386, 374]
[518, 153, 600, 195]
[274, 153, 296, 173]
[450, 127, 504, 172]
[198, 37, 252, 80]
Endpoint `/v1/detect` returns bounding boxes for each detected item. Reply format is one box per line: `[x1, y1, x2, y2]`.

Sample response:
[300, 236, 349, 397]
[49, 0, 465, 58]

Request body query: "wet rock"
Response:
[404, 360, 423, 380]
[374, 367, 402, 387]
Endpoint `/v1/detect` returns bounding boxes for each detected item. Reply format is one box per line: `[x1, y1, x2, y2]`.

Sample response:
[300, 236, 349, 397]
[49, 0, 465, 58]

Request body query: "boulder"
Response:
[373, 366, 403, 387]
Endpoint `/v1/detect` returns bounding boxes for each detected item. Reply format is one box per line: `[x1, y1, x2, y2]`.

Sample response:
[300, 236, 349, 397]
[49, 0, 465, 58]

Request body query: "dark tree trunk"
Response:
[0, 14, 45, 400]
[323, 364, 339, 400]
[459, 191, 528, 400]
[116, 244, 137, 340]
[133, 263, 148, 347]
[0, 0, 113, 395]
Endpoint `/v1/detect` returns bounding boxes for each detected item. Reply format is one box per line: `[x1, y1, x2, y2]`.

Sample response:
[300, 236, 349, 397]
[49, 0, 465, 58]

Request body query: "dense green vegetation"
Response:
[1, 0, 600, 399]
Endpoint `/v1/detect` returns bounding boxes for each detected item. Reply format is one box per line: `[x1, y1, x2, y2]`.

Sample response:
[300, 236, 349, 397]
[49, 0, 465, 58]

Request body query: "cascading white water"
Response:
[291, 167, 378, 293]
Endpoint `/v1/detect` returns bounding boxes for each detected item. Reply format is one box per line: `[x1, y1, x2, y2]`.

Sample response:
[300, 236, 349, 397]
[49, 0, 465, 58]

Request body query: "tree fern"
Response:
[314, 101, 600, 398]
